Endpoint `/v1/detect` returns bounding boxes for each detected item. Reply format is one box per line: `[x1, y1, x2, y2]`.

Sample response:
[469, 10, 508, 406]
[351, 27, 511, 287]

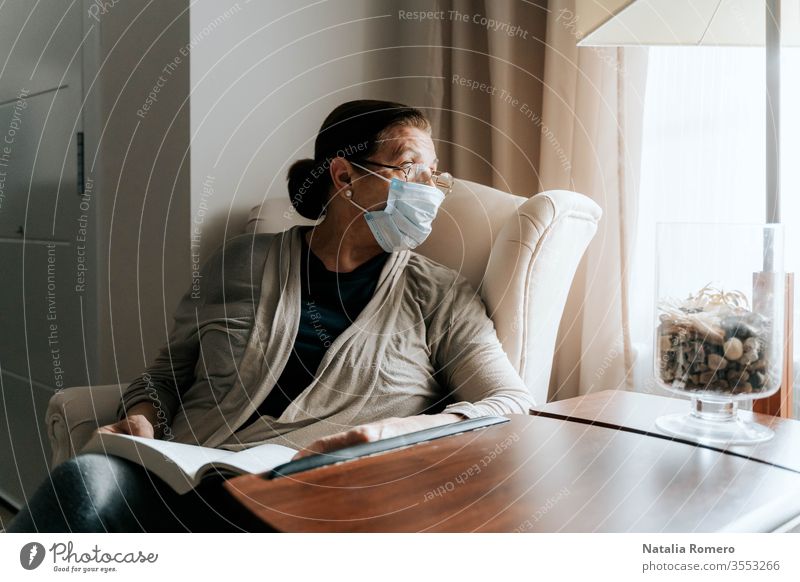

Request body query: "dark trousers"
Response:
[6, 453, 276, 533]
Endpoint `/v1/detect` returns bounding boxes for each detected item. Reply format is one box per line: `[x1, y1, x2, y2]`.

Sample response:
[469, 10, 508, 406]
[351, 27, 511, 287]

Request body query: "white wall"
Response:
[87, 2, 191, 381]
[189, 0, 433, 261]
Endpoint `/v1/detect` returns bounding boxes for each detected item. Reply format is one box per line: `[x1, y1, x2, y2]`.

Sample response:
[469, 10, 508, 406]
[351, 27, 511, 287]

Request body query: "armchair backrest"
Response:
[246, 179, 601, 405]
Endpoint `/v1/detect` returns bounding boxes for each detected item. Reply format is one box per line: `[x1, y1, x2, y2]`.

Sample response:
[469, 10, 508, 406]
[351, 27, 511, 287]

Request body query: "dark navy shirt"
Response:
[240, 229, 389, 426]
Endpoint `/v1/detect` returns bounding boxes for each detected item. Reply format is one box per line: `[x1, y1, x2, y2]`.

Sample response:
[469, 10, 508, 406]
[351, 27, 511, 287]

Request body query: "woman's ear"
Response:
[329, 157, 352, 193]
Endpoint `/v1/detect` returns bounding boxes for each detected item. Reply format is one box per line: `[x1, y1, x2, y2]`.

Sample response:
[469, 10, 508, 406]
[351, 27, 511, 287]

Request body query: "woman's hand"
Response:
[94, 401, 163, 440]
[290, 413, 465, 460]
[95, 415, 156, 439]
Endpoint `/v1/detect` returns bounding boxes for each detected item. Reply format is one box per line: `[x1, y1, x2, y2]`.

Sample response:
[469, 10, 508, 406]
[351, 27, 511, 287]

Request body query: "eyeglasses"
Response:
[351, 158, 454, 195]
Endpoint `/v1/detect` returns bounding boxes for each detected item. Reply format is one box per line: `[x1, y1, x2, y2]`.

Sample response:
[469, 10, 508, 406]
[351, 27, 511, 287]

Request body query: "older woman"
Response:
[8, 100, 533, 532]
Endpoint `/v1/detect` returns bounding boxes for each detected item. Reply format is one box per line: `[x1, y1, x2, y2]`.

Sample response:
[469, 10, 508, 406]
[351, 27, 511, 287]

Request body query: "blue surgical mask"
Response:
[346, 161, 445, 252]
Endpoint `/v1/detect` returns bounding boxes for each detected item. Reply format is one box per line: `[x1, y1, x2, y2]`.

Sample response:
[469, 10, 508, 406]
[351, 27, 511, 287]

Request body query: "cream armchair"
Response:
[46, 179, 601, 465]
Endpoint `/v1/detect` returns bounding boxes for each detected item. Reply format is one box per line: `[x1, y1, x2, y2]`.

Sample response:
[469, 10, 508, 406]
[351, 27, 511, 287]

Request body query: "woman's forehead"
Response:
[377, 126, 435, 161]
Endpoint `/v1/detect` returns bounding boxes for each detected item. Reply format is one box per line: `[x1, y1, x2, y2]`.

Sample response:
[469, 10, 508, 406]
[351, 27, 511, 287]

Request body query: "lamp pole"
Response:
[765, 0, 781, 271]
[755, 0, 793, 418]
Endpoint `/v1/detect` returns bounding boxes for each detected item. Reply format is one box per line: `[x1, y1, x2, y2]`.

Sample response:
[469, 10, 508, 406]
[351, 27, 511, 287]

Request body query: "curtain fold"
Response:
[539, 0, 649, 401]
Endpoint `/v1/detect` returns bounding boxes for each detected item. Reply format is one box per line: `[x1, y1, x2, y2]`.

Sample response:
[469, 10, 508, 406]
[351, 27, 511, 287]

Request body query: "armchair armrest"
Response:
[46, 384, 125, 466]
[483, 190, 602, 406]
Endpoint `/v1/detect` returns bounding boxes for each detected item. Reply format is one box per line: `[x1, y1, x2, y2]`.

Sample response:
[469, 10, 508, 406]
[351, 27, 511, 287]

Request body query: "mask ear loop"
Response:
[342, 159, 392, 214]
[348, 160, 393, 184]
[312, 157, 370, 218]
[343, 189, 370, 213]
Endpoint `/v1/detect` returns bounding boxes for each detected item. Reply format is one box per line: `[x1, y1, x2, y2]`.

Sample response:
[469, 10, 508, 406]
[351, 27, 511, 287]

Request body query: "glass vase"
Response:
[653, 222, 785, 445]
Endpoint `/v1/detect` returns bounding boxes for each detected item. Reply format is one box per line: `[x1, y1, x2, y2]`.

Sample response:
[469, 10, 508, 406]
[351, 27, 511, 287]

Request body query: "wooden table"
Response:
[532, 389, 800, 473]
[224, 391, 800, 532]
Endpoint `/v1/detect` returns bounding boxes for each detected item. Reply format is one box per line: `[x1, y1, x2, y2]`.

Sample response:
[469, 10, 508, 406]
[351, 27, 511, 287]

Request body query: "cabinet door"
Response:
[0, 1, 84, 240]
[0, 1, 88, 508]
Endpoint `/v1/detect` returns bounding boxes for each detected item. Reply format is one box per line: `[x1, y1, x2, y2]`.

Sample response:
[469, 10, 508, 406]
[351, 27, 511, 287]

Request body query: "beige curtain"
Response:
[539, 0, 649, 401]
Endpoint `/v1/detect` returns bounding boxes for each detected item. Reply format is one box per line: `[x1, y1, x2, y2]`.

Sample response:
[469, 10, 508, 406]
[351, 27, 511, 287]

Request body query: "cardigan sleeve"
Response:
[431, 275, 536, 419]
[115, 233, 271, 434]
[113, 237, 237, 431]
[114, 277, 205, 431]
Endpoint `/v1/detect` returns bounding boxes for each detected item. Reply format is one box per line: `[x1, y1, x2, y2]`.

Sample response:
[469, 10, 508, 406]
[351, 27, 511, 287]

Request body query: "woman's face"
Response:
[347, 125, 438, 213]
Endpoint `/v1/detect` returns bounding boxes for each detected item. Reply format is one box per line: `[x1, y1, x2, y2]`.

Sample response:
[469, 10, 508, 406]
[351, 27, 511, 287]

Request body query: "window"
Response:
[630, 46, 800, 418]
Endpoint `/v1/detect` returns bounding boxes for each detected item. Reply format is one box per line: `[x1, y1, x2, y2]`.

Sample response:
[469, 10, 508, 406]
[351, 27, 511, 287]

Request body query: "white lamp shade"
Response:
[575, 0, 800, 46]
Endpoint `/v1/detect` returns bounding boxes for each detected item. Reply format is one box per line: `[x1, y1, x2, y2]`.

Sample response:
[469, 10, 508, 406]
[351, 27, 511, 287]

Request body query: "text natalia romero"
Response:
[643, 544, 735, 554]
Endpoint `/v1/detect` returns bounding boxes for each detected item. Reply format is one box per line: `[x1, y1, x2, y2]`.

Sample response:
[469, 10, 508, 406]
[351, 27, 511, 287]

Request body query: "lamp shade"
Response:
[575, 0, 800, 46]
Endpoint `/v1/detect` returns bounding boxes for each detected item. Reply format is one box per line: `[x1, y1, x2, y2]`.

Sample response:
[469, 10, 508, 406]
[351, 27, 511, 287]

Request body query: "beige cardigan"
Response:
[117, 225, 534, 451]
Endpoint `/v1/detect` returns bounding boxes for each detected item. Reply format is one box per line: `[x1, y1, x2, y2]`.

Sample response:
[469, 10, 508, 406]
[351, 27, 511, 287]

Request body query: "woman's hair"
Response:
[286, 100, 431, 219]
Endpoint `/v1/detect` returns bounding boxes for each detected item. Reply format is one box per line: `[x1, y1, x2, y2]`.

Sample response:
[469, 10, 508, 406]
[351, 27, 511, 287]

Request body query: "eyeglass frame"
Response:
[349, 158, 454, 194]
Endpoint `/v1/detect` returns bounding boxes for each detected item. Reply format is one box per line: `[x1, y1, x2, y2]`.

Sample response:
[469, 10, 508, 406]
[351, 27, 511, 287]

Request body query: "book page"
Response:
[209, 443, 298, 476]
[122, 435, 233, 473]
[81, 432, 299, 493]
[82, 433, 235, 493]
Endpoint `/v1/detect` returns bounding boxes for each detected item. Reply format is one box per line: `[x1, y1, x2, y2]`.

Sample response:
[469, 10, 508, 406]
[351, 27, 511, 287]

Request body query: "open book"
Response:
[80, 432, 298, 495]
